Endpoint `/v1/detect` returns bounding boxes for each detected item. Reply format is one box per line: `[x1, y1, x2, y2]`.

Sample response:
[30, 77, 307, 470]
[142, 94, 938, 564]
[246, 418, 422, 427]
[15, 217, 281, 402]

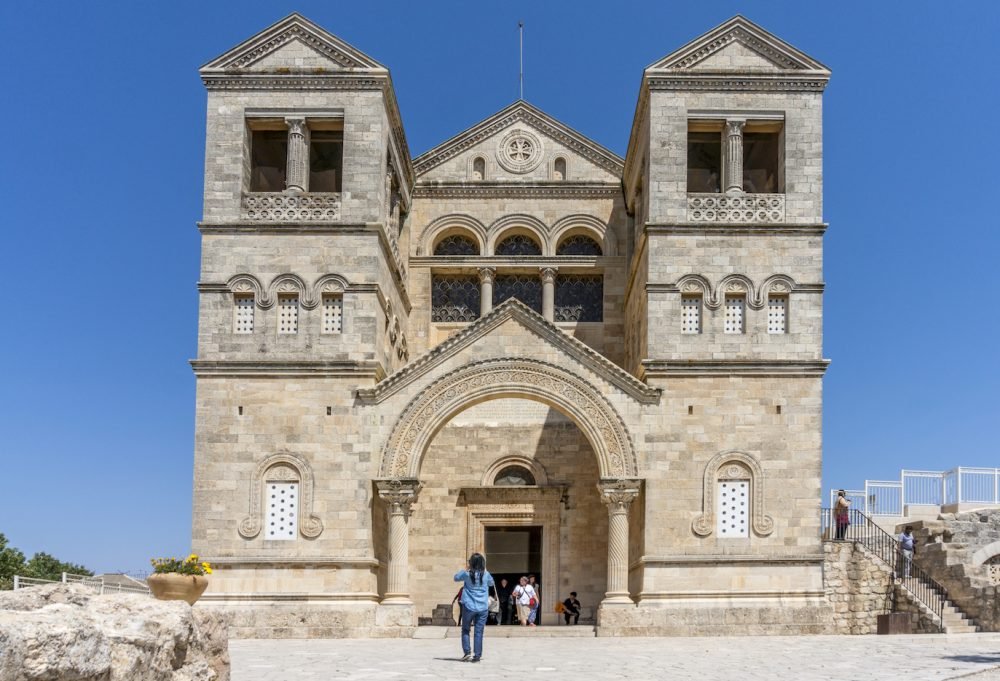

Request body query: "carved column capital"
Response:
[539, 267, 558, 284]
[725, 118, 746, 137]
[377, 478, 422, 517]
[284, 117, 308, 136]
[477, 267, 496, 285]
[598, 479, 642, 513]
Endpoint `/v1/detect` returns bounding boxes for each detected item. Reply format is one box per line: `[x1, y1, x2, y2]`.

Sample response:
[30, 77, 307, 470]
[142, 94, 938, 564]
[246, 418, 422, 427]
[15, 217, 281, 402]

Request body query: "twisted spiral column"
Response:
[376, 479, 421, 603]
[599, 479, 641, 604]
[284, 117, 309, 192]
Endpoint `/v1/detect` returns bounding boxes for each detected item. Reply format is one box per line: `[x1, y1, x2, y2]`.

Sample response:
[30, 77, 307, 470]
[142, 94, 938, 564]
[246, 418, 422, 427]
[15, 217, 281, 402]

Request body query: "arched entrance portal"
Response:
[374, 358, 641, 624]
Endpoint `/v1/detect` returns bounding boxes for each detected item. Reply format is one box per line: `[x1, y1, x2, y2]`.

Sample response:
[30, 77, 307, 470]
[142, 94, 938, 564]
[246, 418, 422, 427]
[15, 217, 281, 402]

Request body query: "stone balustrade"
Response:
[687, 193, 785, 223]
[241, 192, 341, 222]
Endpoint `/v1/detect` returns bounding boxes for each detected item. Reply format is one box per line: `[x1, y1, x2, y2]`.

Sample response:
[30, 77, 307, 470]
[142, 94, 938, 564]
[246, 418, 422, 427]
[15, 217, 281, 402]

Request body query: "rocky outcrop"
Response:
[0, 583, 229, 680]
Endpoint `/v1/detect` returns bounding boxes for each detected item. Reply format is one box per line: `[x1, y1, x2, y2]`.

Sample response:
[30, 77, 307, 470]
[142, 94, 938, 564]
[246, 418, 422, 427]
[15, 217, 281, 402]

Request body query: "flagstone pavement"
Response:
[231, 632, 1000, 681]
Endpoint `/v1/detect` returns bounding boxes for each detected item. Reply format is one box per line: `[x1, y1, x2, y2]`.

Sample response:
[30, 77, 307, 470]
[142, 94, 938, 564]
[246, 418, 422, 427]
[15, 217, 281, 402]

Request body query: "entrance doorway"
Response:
[486, 526, 543, 624]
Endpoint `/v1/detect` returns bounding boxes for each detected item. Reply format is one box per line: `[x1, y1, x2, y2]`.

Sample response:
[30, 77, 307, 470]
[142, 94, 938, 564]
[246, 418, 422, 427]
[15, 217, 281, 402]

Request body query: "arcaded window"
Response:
[554, 275, 603, 322]
[556, 235, 602, 256]
[322, 294, 343, 334]
[278, 294, 299, 334]
[494, 465, 536, 486]
[434, 234, 479, 256]
[309, 130, 344, 192]
[234, 294, 255, 334]
[743, 130, 781, 193]
[495, 234, 542, 256]
[431, 275, 481, 323]
[681, 295, 702, 334]
[687, 130, 721, 193]
[767, 295, 787, 334]
[250, 130, 287, 192]
[493, 274, 542, 313]
[724, 295, 745, 334]
[472, 156, 486, 180]
[553, 157, 567, 180]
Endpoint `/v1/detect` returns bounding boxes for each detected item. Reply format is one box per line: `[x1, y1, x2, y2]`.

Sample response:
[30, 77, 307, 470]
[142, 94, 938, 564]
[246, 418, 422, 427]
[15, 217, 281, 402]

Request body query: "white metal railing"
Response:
[832, 466, 1000, 516]
[13, 572, 150, 596]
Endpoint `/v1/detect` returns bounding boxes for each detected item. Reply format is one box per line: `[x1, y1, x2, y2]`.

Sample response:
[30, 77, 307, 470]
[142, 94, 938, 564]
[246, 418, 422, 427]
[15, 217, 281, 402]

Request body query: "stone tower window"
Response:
[432, 275, 481, 322]
[234, 294, 255, 334]
[687, 130, 722, 193]
[494, 465, 536, 486]
[472, 156, 486, 180]
[553, 157, 567, 180]
[322, 294, 343, 334]
[309, 130, 344, 192]
[687, 119, 784, 194]
[495, 233, 542, 256]
[681, 295, 702, 334]
[724, 295, 745, 334]
[249, 130, 287, 192]
[767, 295, 787, 334]
[265, 480, 299, 541]
[743, 130, 781, 193]
[278, 294, 299, 334]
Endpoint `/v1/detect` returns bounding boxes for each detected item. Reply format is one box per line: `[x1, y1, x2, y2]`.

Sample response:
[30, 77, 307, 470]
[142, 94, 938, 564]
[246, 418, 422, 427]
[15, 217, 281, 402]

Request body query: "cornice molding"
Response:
[635, 553, 823, 567]
[412, 181, 622, 199]
[646, 75, 829, 93]
[409, 255, 623, 269]
[198, 221, 370, 234]
[641, 359, 830, 378]
[357, 298, 660, 405]
[190, 360, 384, 379]
[646, 222, 827, 236]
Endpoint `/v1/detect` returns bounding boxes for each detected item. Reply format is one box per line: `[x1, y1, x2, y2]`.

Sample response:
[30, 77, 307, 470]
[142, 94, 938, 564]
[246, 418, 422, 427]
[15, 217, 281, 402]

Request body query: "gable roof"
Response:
[413, 100, 624, 178]
[356, 298, 660, 404]
[200, 13, 386, 73]
[647, 15, 830, 74]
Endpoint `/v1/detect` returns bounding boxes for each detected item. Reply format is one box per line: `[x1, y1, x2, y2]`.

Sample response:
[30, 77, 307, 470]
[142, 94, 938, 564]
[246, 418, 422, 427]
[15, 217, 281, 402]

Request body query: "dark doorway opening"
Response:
[485, 526, 543, 625]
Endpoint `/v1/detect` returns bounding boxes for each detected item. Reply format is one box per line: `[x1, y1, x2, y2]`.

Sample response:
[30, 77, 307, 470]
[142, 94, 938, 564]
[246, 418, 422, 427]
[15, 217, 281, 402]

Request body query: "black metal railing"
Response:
[822, 507, 950, 629]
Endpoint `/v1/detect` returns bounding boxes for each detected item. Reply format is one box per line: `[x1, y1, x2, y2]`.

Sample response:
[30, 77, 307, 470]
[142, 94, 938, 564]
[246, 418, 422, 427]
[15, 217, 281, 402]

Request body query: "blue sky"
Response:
[0, 1, 997, 574]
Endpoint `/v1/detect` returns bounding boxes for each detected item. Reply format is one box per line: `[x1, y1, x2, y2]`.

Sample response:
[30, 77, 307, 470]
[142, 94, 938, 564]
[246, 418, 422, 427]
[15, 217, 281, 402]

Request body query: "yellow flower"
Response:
[204, 566, 213, 575]
[187, 553, 198, 563]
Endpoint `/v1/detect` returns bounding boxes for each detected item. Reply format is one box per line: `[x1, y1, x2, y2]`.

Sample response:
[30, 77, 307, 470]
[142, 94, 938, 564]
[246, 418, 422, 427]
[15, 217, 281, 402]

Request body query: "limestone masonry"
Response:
[191, 13, 835, 637]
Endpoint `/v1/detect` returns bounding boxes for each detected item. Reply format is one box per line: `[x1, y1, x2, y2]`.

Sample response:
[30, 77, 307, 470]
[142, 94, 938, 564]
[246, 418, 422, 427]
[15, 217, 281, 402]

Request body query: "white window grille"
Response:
[234, 295, 254, 334]
[717, 479, 749, 538]
[278, 295, 299, 334]
[724, 295, 745, 334]
[767, 295, 787, 334]
[264, 482, 299, 540]
[322, 294, 343, 334]
[681, 295, 701, 334]
[986, 555, 1000, 585]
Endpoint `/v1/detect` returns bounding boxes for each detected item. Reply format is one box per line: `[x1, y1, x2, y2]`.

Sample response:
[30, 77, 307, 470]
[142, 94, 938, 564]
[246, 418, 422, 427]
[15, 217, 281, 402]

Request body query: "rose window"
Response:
[496, 129, 543, 173]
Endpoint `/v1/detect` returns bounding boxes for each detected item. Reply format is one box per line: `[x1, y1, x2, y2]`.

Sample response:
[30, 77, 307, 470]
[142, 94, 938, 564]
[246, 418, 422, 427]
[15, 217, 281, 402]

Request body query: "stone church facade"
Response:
[191, 14, 832, 637]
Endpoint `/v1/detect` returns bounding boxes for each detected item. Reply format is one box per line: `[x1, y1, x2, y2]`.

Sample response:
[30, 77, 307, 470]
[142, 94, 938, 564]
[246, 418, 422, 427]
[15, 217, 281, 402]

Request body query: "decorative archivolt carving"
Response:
[269, 273, 309, 306]
[692, 450, 773, 538]
[224, 272, 354, 309]
[378, 358, 638, 479]
[239, 451, 324, 540]
[227, 274, 269, 307]
[674, 273, 799, 310]
[418, 214, 488, 256]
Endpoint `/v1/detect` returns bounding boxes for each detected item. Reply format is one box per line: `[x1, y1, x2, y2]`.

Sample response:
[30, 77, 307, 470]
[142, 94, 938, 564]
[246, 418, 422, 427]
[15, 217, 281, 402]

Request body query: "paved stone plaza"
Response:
[231, 633, 1000, 681]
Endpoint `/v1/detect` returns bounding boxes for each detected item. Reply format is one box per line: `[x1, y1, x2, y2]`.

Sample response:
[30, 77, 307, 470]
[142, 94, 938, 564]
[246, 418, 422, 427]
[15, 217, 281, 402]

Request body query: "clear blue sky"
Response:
[1, 1, 997, 574]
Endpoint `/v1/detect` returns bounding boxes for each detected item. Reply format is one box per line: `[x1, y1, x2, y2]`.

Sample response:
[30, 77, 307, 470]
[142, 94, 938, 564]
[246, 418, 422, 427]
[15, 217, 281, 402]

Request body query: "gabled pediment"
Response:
[357, 299, 659, 405]
[200, 13, 386, 74]
[647, 16, 829, 74]
[413, 100, 624, 181]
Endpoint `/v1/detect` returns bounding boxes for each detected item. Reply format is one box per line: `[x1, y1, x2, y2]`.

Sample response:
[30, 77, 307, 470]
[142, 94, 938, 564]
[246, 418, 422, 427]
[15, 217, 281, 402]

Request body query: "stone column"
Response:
[540, 267, 557, 322]
[598, 479, 642, 604]
[478, 267, 495, 317]
[284, 117, 309, 193]
[724, 119, 746, 194]
[376, 479, 421, 603]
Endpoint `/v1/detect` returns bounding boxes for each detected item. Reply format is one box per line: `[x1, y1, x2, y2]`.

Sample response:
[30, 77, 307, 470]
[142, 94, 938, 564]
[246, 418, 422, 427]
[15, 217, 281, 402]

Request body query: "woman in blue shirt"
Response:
[453, 552, 495, 662]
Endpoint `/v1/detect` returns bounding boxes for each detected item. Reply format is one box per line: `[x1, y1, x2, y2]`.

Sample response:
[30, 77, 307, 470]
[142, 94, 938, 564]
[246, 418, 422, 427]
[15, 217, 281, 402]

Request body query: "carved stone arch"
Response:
[239, 451, 323, 540]
[307, 273, 350, 308]
[227, 273, 270, 308]
[676, 274, 713, 306]
[550, 214, 614, 256]
[971, 541, 1000, 567]
[379, 358, 638, 480]
[715, 274, 756, 309]
[487, 214, 549, 255]
[419, 214, 487, 256]
[692, 450, 773, 537]
[754, 274, 797, 308]
[481, 455, 549, 486]
[268, 273, 310, 308]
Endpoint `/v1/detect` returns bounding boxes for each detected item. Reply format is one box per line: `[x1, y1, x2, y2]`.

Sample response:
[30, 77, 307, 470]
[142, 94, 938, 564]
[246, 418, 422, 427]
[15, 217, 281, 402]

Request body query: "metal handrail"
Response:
[822, 507, 948, 629]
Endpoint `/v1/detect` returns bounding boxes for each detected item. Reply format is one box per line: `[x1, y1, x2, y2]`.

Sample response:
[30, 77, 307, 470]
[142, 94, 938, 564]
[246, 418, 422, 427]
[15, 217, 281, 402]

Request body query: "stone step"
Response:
[943, 623, 979, 634]
[416, 625, 597, 638]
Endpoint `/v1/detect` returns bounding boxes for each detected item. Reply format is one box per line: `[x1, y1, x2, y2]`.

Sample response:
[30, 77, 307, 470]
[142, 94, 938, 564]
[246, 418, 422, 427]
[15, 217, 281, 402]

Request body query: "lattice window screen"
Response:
[234, 295, 254, 334]
[717, 480, 749, 538]
[681, 296, 701, 334]
[278, 295, 299, 334]
[265, 482, 299, 540]
[322, 294, 343, 334]
[768, 295, 787, 334]
[432, 275, 481, 322]
[724, 295, 745, 334]
[986, 555, 1000, 585]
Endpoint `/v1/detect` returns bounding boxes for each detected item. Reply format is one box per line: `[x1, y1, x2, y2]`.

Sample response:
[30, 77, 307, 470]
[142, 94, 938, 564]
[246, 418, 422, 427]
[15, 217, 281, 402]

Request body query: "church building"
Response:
[191, 13, 832, 637]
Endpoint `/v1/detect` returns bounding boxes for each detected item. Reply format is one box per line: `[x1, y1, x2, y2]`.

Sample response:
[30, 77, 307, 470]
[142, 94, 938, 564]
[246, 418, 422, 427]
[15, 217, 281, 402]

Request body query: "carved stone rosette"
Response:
[377, 478, 422, 603]
[598, 479, 642, 603]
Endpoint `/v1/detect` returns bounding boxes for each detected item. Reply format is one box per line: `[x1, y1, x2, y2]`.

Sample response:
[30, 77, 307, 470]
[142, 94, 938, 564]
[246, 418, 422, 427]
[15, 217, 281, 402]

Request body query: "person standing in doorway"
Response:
[898, 526, 917, 579]
[511, 576, 536, 627]
[453, 553, 495, 662]
[497, 578, 513, 625]
[834, 490, 851, 540]
[528, 574, 541, 626]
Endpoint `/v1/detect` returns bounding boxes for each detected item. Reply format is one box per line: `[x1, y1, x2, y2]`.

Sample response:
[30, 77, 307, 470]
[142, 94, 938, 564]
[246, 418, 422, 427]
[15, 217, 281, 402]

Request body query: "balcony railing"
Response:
[832, 466, 1000, 516]
[241, 192, 341, 222]
[687, 193, 785, 223]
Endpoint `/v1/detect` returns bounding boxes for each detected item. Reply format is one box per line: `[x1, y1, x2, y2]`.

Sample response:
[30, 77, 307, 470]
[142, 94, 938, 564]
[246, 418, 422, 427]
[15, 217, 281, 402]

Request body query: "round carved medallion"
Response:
[496, 129, 544, 174]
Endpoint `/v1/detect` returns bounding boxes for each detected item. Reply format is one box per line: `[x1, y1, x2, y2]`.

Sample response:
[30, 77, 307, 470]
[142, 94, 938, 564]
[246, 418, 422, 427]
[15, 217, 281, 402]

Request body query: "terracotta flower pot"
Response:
[147, 573, 209, 605]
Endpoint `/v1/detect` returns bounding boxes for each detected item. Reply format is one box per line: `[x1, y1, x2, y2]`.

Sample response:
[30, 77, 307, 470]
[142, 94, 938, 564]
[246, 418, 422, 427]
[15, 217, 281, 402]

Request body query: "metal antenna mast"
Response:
[518, 21, 524, 100]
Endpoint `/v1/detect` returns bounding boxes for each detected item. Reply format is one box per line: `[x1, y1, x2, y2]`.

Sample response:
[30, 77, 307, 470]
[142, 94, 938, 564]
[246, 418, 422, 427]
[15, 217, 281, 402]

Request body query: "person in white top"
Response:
[511, 576, 537, 627]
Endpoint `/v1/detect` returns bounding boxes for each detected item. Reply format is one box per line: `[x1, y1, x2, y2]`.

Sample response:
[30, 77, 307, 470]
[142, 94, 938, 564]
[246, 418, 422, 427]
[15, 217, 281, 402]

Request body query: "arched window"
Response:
[239, 453, 323, 541]
[434, 234, 480, 256]
[553, 157, 567, 181]
[692, 451, 773, 538]
[495, 233, 542, 256]
[556, 234, 603, 256]
[472, 157, 486, 181]
[493, 465, 536, 486]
